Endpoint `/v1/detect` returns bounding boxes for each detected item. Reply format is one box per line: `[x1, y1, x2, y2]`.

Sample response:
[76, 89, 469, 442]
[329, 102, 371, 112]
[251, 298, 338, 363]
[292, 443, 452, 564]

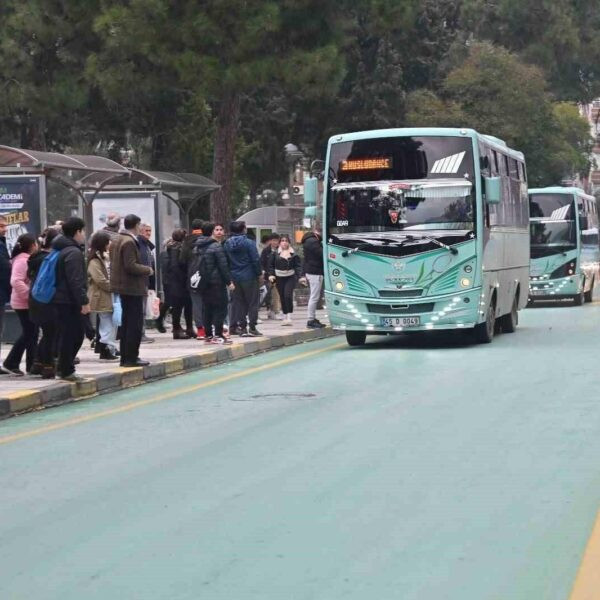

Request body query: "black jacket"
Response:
[0, 236, 11, 304]
[268, 250, 302, 279]
[260, 245, 275, 275]
[52, 235, 89, 307]
[138, 236, 156, 290]
[180, 231, 203, 277]
[301, 232, 324, 276]
[161, 241, 189, 305]
[195, 236, 232, 288]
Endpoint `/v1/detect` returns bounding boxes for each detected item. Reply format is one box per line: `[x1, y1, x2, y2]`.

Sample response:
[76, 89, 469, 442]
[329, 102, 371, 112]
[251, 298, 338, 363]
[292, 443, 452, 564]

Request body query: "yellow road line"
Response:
[569, 510, 600, 600]
[0, 341, 345, 446]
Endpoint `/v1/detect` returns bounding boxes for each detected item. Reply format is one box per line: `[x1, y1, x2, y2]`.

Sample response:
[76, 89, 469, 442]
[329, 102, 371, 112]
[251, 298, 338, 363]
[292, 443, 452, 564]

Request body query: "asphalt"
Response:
[1, 300, 600, 599]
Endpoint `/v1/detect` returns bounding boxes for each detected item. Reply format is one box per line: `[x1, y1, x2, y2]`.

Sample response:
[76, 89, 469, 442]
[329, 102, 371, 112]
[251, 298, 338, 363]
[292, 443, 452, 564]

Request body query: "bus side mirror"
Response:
[485, 177, 501, 204]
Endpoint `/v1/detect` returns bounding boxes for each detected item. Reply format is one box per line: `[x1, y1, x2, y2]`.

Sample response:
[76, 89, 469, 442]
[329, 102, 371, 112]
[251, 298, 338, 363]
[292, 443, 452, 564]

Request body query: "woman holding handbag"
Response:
[268, 235, 306, 326]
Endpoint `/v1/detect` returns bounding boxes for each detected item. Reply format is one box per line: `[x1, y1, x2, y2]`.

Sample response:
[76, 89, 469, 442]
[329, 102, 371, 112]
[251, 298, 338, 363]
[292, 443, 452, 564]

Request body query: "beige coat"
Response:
[87, 253, 113, 313]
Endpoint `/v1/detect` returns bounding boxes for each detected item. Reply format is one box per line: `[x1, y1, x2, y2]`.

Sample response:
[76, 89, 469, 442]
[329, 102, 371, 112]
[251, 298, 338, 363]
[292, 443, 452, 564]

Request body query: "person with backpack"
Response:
[87, 231, 119, 361]
[2, 234, 39, 375]
[28, 227, 60, 378]
[51, 217, 90, 381]
[193, 222, 234, 344]
[162, 229, 194, 339]
[180, 219, 205, 337]
[110, 214, 153, 367]
[267, 234, 305, 326]
[224, 221, 263, 337]
[301, 225, 326, 329]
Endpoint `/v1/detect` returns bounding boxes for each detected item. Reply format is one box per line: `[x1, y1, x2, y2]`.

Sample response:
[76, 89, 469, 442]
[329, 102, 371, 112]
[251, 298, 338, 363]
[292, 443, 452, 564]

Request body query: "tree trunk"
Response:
[22, 119, 46, 150]
[211, 92, 240, 226]
[248, 187, 258, 211]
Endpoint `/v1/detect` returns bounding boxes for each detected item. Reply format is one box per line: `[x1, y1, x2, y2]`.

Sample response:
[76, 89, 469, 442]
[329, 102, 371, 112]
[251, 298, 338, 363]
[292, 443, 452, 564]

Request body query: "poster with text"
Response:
[0, 176, 43, 254]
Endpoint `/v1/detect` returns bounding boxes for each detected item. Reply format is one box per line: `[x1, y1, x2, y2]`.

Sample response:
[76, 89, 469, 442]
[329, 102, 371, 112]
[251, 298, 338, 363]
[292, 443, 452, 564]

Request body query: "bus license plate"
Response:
[381, 316, 421, 327]
[530, 289, 545, 296]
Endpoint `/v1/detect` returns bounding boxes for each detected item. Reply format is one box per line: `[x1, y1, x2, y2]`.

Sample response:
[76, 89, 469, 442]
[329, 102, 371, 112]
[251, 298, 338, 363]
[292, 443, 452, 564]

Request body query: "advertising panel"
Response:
[0, 175, 45, 253]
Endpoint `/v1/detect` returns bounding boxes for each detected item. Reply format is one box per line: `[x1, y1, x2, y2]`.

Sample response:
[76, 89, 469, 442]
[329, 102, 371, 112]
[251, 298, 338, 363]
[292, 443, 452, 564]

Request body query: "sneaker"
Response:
[185, 328, 198, 339]
[204, 336, 214, 344]
[256, 318, 263, 324]
[155, 320, 167, 333]
[239, 328, 251, 337]
[173, 330, 190, 340]
[2, 364, 24, 376]
[141, 335, 155, 344]
[267, 311, 276, 320]
[61, 373, 85, 382]
[281, 320, 293, 326]
[307, 319, 326, 329]
[274, 312, 284, 321]
[211, 336, 232, 345]
[247, 327, 263, 337]
[197, 327, 206, 340]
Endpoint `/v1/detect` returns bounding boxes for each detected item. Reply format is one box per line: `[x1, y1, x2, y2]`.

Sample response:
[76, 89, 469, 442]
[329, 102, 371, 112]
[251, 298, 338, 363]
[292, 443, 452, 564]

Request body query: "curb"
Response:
[0, 328, 339, 419]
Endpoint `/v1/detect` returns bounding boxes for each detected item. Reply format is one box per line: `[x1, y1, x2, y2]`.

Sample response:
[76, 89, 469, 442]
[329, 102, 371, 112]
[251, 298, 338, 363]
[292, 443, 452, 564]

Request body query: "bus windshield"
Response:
[327, 136, 475, 235]
[529, 194, 576, 257]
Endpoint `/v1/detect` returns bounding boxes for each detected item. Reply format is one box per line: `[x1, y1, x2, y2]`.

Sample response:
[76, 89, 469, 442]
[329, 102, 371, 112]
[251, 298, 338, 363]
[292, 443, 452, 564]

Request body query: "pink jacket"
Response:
[10, 252, 31, 310]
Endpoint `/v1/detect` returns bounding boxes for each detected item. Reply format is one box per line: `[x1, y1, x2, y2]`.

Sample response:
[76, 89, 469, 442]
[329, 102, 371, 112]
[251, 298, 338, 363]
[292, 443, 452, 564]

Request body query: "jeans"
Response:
[0, 304, 5, 359]
[120, 295, 144, 364]
[37, 317, 58, 368]
[306, 274, 324, 320]
[56, 304, 84, 377]
[275, 276, 296, 315]
[191, 292, 204, 328]
[98, 312, 118, 351]
[230, 279, 259, 329]
[4, 309, 39, 371]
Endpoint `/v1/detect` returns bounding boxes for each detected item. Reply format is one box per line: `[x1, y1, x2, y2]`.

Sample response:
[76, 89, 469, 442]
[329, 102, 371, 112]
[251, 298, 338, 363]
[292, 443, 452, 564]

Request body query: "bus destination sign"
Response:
[340, 157, 392, 171]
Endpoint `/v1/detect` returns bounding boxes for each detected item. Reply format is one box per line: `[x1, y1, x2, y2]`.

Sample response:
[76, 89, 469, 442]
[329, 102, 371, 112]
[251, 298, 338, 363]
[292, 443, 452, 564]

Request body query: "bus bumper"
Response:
[325, 288, 482, 333]
[528, 274, 583, 300]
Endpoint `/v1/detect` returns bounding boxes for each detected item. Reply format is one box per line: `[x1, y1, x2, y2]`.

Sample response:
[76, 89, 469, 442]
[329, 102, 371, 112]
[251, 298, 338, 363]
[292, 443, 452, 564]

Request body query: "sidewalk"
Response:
[0, 310, 336, 418]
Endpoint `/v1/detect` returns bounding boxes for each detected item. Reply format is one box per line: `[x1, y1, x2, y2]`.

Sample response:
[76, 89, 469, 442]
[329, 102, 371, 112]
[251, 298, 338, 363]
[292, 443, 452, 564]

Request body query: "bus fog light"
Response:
[335, 282, 344, 291]
[460, 278, 471, 288]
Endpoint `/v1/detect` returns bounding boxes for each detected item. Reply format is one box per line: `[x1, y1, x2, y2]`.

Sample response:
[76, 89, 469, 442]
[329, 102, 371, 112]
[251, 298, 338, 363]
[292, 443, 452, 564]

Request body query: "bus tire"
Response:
[499, 294, 518, 333]
[574, 290, 584, 306]
[474, 296, 496, 344]
[584, 278, 594, 303]
[346, 331, 366, 347]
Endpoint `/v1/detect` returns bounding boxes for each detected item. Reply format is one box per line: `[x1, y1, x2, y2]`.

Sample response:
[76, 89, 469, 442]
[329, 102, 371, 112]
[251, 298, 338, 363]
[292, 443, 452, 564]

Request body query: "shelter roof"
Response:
[0, 145, 130, 191]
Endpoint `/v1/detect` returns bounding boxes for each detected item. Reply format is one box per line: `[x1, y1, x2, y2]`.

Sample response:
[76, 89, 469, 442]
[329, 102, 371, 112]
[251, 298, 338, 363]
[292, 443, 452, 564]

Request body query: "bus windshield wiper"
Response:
[401, 234, 458, 255]
[341, 242, 373, 257]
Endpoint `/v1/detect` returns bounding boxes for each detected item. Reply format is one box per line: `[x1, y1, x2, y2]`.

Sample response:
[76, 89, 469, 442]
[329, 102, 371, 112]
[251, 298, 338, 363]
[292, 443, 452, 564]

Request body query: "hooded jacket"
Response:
[161, 240, 189, 304]
[301, 231, 324, 276]
[195, 236, 232, 288]
[52, 234, 89, 307]
[87, 252, 113, 313]
[224, 234, 261, 283]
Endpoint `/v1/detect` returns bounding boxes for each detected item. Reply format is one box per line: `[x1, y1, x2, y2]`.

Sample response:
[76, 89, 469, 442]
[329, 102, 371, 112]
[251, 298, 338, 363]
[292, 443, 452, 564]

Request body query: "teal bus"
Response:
[528, 187, 599, 305]
[318, 127, 530, 346]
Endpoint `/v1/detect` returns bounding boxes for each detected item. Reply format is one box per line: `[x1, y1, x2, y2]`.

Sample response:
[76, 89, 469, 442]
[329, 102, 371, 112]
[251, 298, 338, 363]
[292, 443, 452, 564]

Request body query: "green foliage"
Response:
[407, 42, 593, 185]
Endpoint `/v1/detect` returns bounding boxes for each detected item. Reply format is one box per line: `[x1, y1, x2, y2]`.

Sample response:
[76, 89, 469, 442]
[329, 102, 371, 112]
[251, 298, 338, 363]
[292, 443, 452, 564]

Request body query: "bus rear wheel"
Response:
[345, 331, 367, 347]
[474, 297, 496, 344]
[499, 294, 519, 333]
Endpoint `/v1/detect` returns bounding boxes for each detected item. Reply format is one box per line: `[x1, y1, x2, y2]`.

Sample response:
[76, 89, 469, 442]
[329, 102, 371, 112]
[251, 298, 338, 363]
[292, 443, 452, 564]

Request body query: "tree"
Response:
[406, 42, 593, 185]
[90, 0, 344, 225]
[0, 0, 100, 150]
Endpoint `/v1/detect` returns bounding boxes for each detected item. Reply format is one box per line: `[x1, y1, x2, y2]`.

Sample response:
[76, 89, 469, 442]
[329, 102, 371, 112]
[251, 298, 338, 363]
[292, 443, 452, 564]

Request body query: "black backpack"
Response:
[188, 245, 211, 292]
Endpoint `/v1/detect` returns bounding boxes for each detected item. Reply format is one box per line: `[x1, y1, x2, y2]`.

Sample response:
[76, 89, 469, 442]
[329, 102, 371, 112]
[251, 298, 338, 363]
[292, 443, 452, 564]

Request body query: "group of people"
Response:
[0, 214, 325, 382]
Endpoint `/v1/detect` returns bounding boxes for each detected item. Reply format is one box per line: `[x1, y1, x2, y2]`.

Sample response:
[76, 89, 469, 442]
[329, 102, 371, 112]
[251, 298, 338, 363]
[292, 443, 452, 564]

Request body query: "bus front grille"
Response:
[378, 289, 424, 298]
[366, 303, 435, 315]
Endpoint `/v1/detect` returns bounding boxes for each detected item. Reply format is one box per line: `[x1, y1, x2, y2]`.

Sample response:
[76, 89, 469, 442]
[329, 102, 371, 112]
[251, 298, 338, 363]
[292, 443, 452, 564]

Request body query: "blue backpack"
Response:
[31, 249, 60, 303]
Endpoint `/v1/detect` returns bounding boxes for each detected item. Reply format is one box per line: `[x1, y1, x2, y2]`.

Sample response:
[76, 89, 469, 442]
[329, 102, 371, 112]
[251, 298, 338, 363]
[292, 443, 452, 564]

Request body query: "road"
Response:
[1, 303, 600, 599]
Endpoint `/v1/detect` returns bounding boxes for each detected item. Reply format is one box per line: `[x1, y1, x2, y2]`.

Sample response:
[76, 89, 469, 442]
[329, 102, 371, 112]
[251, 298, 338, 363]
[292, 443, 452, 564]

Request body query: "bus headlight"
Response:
[460, 278, 471, 288]
[335, 282, 344, 291]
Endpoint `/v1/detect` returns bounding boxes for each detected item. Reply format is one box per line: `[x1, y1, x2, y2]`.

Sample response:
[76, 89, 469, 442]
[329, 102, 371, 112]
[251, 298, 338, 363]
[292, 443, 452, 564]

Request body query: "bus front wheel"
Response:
[574, 289, 585, 306]
[584, 278, 594, 303]
[346, 331, 367, 347]
[474, 297, 496, 344]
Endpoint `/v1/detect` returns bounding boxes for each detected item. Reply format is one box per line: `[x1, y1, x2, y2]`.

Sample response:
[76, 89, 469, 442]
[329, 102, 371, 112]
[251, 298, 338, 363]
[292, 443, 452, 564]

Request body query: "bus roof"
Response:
[327, 127, 525, 161]
[529, 187, 596, 202]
